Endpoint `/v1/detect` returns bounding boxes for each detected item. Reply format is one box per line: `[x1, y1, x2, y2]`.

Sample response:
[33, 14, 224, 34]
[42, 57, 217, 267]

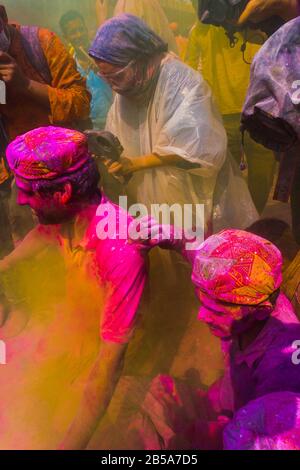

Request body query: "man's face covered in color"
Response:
[197, 291, 271, 340]
[197, 291, 246, 339]
[15, 176, 74, 225]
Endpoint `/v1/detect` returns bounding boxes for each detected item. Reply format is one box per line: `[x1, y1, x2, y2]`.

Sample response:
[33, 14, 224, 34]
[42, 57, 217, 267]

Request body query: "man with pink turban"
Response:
[0, 126, 150, 450]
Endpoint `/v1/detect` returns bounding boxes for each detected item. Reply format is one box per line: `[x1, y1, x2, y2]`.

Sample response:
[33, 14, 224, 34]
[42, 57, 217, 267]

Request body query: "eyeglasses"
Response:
[97, 60, 136, 83]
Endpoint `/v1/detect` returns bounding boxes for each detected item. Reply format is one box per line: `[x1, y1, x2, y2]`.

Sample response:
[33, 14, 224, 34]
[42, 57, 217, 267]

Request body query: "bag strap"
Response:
[20, 25, 52, 84]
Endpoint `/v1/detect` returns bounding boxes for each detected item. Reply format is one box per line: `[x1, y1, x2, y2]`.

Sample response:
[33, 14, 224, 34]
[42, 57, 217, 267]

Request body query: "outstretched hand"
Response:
[128, 216, 184, 251]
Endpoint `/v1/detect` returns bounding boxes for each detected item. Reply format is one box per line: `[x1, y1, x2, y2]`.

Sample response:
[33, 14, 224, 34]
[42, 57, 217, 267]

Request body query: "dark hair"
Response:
[31, 159, 100, 202]
[246, 218, 289, 245]
[0, 5, 8, 23]
[59, 10, 85, 34]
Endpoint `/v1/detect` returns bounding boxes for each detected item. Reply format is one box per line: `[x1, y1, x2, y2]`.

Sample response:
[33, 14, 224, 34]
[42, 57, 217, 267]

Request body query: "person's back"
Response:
[185, 22, 261, 116]
[185, 21, 275, 214]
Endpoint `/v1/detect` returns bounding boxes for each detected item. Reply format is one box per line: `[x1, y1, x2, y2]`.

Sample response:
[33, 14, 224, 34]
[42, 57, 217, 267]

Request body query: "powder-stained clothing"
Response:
[185, 22, 261, 116]
[0, 26, 90, 183]
[7, 126, 91, 181]
[216, 293, 300, 414]
[184, 22, 275, 214]
[69, 197, 149, 344]
[0, 197, 148, 449]
[283, 249, 300, 316]
[105, 53, 258, 232]
[224, 391, 300, 450]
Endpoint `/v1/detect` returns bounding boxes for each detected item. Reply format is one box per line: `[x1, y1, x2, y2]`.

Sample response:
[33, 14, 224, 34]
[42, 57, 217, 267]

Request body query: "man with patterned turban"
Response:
[191, 229, 300, 417]
[97, 226, 300, 449]
[0, 126, 149, 450]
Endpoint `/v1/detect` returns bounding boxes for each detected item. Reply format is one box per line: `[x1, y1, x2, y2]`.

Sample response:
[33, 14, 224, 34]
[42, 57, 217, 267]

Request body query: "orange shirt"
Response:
[0, 26, 91, 184]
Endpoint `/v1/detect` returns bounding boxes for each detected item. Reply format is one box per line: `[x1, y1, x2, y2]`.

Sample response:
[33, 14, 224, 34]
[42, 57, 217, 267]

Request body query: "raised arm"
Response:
[59, 228, 148, 449]
[238, 0, 299, 26]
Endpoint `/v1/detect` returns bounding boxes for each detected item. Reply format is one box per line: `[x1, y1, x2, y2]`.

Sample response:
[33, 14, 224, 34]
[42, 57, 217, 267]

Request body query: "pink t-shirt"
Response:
[81, 197, 149, 344]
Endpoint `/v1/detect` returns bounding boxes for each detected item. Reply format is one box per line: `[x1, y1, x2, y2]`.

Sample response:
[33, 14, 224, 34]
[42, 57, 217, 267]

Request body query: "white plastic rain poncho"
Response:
[114, 0, 178, 55]
[106, 54, 258, 233]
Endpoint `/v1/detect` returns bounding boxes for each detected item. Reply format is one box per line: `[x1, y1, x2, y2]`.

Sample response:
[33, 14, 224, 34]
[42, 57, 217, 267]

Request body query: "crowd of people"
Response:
[0, 0, 300, 451]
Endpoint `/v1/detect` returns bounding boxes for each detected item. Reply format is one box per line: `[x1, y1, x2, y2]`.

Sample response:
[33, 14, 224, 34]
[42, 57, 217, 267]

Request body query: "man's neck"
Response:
[59, 193, 101, 244]
[237, 318, 269, 352]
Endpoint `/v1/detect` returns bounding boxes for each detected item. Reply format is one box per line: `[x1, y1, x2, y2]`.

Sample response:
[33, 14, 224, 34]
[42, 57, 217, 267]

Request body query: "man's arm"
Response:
[0, 28, 91, 123]
[60, 213, 148, 449]
[60, 340, 127, 450]
[0, 224, 58, 273]
[238, 0, 299, 25]
[38, 29, 91, 124]
[107, 153, 198, 177]
[0, 51, 50, 109]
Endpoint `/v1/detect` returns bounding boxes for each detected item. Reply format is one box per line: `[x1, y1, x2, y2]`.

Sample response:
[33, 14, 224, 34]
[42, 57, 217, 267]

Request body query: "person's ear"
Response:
[61, 183, 72, 204]
[54, 183, 72, 205]
[254, 303, 273, 321]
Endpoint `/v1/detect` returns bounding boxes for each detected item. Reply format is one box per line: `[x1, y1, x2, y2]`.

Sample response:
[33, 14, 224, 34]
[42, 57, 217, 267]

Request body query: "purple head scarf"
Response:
[89, 14, 168, 66]
[242, 17, 300, 152]
[224, 392, 300, 450]
[242, 17, 300, 202]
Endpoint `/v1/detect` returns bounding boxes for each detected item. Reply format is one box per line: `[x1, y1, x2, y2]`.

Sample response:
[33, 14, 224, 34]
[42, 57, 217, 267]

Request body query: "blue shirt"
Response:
[76, 60, 113, 130]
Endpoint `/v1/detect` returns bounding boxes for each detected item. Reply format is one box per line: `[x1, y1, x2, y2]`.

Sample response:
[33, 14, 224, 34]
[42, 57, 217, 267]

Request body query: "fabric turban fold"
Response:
[192, 229, 283, 305]
[6, 126, 92, 180]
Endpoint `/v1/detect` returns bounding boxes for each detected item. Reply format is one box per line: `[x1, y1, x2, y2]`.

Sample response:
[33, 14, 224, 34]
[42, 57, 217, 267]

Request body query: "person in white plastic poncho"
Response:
[89, 14, 260, 417]
[89, 14, 258, 234]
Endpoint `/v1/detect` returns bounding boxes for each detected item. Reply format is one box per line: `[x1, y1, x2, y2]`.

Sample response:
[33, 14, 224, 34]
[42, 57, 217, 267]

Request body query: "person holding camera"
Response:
[186, 2, 276, 215]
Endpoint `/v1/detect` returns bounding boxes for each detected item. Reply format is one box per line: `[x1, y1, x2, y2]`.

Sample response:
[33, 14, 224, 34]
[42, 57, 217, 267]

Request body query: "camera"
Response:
[84, 130, 124, 163]
[198, 0, 284, 43]
[199, 0, 248, 27]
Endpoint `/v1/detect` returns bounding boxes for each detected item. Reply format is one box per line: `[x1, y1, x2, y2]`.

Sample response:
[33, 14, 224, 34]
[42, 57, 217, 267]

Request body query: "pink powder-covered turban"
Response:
[6, 126, 91, 180]
[192, 229, 283, 305]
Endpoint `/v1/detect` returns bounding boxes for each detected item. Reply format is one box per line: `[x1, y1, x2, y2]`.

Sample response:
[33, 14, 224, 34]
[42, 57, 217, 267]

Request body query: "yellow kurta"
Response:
[185, 22, 262, 115]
